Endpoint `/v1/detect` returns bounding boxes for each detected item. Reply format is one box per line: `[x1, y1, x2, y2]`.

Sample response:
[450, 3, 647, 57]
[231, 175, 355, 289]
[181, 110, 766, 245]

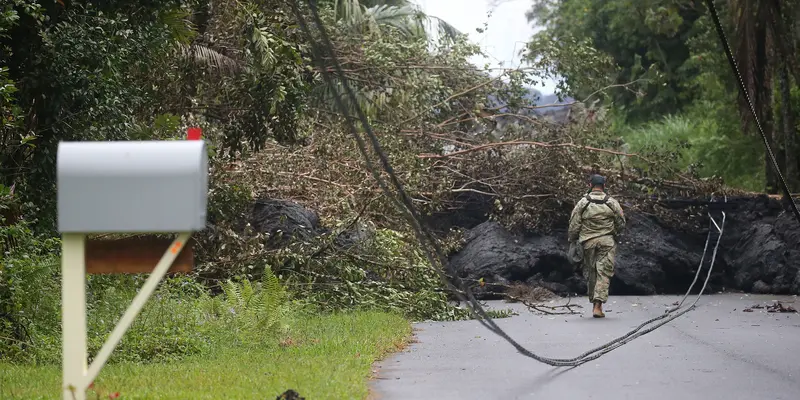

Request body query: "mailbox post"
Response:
[57, 140, 208, 400]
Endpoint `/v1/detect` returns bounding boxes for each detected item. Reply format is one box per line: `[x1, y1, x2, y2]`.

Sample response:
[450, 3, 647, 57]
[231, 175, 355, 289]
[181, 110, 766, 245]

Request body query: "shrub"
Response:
[281, 228, 471, 322]
[84, 277, 214, 364]
[1, 245, 295, 365]
[620, 106, 764, 191]
[0, 189, 62, 362]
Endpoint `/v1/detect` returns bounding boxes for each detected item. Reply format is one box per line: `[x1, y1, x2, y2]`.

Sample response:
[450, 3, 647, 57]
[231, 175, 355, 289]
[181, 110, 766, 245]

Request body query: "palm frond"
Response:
[241, 279, 255, 307]
[358, 0, 412, 7]
[159, 8, 196, 45]
[176, 43, 241, 74]
[222, 279, 244, 308]
[333, 0, 460, 41]
[335, 0, 365, 24]
[430, 16, 461, 41]
[312, 78, 380, 118]
[363, 5, 422, 38]
[411, 12, 462, 42]
[262, 265, 283, 296]
[215, 268, 291, 336]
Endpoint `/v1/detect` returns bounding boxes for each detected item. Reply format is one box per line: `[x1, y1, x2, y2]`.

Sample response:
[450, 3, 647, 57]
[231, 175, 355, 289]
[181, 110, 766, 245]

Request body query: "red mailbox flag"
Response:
[187, 127, 202, 140]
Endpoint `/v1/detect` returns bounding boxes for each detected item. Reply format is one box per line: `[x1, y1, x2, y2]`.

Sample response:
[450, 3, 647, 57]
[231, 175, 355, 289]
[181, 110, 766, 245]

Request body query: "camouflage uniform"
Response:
[568, 190, 626, 304]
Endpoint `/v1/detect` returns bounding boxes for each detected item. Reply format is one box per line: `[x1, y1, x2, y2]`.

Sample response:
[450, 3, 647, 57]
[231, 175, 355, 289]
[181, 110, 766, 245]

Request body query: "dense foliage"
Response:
[525, 0, 800, 192]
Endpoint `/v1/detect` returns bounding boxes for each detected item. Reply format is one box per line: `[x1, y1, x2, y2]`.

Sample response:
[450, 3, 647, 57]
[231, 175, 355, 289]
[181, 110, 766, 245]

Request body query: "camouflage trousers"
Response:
[581, 235, 616, 304]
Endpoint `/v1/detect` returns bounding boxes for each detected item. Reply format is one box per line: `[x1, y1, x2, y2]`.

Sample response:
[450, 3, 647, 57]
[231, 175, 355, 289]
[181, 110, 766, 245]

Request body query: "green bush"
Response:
[619, 103, 765, 191]
[0, 220, 218, 365]
[1, 233, 296, 365]
[619, 114, 694, 177]
[1, 198, 466, 366]
[282, 228, 471, 322]
[84, 277, 214, 365]
[685, 100, 765, 191]
[0, 188, 62, 362]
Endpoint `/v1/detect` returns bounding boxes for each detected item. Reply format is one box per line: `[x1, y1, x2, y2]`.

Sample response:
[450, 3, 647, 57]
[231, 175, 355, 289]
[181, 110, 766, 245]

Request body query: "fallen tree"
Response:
[189, 11, 799, 316]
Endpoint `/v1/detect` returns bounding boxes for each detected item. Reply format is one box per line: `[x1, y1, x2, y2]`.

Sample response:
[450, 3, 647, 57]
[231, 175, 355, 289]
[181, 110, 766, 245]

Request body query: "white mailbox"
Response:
[57, 139, 209, 400]
[57, 140, 208, 233]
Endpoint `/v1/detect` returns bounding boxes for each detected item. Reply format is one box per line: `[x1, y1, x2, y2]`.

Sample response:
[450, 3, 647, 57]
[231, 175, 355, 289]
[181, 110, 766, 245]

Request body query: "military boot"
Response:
[592, 302, 605, 318]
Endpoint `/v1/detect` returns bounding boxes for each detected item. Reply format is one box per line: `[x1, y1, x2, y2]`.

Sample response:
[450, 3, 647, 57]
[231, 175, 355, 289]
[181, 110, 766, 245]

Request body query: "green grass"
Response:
[0, 311, 411, 400]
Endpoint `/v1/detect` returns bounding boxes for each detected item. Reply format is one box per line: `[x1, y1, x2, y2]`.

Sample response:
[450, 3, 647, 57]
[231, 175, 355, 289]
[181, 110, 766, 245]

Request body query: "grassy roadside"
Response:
[0, 311, 411, 400]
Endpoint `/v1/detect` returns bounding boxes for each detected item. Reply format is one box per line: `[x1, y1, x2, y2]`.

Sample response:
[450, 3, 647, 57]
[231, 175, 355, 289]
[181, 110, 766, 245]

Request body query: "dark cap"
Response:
[590, 174, 606, 186]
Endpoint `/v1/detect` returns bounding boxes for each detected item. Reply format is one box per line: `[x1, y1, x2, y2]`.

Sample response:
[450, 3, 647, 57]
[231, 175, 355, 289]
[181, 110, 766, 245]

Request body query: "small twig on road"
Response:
[469, 285, 583, 316]
[512, 294, 583, 315]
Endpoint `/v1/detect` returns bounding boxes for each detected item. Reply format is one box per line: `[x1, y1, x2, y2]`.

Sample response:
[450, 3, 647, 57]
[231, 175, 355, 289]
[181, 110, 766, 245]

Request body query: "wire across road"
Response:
[372, 295, 800, 400]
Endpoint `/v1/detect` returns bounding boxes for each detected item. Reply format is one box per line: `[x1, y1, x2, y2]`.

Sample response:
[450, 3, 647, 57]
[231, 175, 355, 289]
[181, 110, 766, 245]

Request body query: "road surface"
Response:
[371, 294, 800, 400]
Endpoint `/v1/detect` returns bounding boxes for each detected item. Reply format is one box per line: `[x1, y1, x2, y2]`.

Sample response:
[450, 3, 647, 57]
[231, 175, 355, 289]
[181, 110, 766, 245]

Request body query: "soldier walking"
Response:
[568, 174, 626, 318]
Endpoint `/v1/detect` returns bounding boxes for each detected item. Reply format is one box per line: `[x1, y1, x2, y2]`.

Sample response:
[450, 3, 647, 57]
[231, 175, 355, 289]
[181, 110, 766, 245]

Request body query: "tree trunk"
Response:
[762, 86, 777, 194]
[776, 68, 788, 176]
[765, 140, 777, 193]
[732, 0, 778, 192]
[788, 112, 800, 192]
[779, 65, 798, 191]
[771, 0, 799, 191]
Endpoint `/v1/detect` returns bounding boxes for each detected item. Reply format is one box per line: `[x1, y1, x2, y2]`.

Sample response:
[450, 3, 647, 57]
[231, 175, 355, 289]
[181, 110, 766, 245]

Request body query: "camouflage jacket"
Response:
[568, 190, 626, 244]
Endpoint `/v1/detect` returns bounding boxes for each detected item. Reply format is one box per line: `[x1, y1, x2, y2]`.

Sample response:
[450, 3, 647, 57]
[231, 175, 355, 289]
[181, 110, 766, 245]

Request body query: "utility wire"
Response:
[704, 0, 800, 223]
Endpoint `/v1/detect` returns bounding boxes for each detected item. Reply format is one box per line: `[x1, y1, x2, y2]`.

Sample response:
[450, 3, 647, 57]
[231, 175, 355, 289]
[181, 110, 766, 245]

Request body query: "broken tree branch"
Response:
[417, 140, 655, 165]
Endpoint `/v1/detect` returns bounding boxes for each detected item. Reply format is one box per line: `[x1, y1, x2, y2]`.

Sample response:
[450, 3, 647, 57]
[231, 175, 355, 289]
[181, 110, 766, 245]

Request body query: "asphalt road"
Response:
[371, 294, 800, 400]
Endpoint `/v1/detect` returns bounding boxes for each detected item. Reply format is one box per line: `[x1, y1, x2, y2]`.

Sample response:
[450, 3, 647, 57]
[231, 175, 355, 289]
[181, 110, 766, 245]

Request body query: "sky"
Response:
[414, 0, 557, 94]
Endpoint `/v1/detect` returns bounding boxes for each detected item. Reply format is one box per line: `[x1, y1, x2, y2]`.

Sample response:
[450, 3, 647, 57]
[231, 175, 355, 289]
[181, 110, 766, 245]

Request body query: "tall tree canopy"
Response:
[525, 0, 800, 192]
[526, 0, 703, 123]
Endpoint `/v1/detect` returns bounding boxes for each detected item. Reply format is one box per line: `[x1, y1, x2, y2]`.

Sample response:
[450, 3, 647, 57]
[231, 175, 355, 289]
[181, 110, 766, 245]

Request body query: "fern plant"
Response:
[217, 266, 292, 342]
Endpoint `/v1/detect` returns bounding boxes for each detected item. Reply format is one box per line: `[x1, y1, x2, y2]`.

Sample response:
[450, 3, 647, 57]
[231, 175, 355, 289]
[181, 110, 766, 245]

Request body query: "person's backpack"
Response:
[583, 193, 611, 211]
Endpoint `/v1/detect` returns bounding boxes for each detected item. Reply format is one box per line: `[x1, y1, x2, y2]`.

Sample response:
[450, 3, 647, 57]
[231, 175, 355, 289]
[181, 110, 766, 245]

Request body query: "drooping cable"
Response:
[704, 0, 800, 223]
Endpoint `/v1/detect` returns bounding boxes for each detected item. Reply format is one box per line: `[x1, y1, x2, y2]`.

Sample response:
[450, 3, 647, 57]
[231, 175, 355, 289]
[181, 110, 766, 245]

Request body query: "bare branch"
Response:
[417, 140, 653, 163]
[399, 74, 507, 126]
[486, 79, 648, 112]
